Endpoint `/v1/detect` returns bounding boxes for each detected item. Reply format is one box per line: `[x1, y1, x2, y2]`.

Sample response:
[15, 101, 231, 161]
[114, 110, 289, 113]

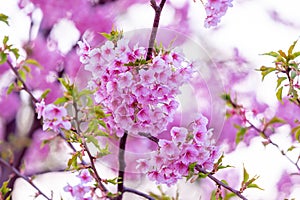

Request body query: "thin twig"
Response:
[72, 100, 108, 193]
[146, 0, 167, 60]
[7, 59, 38, 103]
[0, 158, 51, 200]
[123, 187, 155, 200]
[138, 132, 159, 144]
[228, 97, 300, 172]
[195, 165, 248, 200]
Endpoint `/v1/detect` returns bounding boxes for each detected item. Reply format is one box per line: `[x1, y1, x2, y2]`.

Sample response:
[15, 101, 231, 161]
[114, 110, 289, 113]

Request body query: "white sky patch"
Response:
[49, 18, 80, 55]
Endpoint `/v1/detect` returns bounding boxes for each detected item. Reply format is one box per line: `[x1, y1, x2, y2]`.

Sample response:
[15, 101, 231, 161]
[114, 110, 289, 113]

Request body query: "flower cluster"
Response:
[78, 37, 194, 137]
[136, 114, 220, 186]
[64, 169, 95, 200]
[35, 99, 71, 131]
[204, 0, 233, 28]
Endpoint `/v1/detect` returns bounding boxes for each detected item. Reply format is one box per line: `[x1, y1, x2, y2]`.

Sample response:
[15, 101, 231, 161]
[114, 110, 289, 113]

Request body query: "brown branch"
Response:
[0, 158, 51, 200]
[72, 100, 108, 193]
[195, 165, 248, 200]
[146, 0, 167, 60]
[114, 131, 128, 200]
[138, 132, 159, 144]
[123, 187, 155, 200]
[7, 59, 38, 103]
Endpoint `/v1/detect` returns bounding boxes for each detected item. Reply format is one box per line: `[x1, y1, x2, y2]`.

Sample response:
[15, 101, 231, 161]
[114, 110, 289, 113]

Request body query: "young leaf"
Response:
[41, 89, 51, 99]
[0, 52, 7, 64]
[276, 86, 283, 102]
[276, 77, 287, 89]
[234, 125, 248, 144]
[243, 165, 249, 183]
[291, 125, 300, 142]
[259, 66, 276, 81]
[262, 51, 279, 57]
[6, 82, 15, 94]
[0, 13, 9, 25]
[248, 183, 264, 190]
[288, 40, 298, 56]
[85, 135, 101, 150]
[0, 180, 11, 196]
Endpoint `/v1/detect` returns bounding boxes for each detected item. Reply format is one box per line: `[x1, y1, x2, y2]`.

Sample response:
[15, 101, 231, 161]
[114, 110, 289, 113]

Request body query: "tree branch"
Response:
[123, 187, 155, 200]
[7, 59, 38, 103]
[114, 131, 128, 200]
[0, 158, 51, 200]
[72, 100, 108, 193]
[146, 0, 167, 60]
[195, 165, 248, 200]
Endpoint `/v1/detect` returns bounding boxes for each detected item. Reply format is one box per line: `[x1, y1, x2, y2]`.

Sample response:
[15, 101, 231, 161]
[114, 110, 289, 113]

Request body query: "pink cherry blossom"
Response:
[204, 0, 233, 28]
[170, 126, 188, 144]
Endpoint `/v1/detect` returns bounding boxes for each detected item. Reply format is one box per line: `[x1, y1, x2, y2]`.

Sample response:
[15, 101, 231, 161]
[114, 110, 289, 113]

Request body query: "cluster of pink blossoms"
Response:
[64, 169, 96, 200]
[35, 99, 71, 131]
[78, 37, 194, 137]
[136, 114, 220, 186]
[204, 0, 233, 28]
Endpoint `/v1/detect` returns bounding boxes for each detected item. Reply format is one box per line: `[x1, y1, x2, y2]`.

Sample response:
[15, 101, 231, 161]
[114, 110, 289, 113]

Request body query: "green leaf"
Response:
[259, 66, 276, 81]
[243, 165, 249, 183]
[41, 89, 51, 99]
[0, 52, 7, 64]
[18, 69, 26, 81]
[291, 51, 300, 59]
[67, 151, 81, 170]
[0, 180, 11, 196]
[22, 65, 31, 73]
[2, 36, 9, 45]
[248, 183, 264, 190]
[262, 51, 279, 57]
[287, 145, 296, 152]
[276, 86, 283, 102]
[6, 82, 15, 94]
[234, 125, 248, 144]
[54, 96, 69, 105]
[267, 116, 286, 125]
[85, 135, 101, 150]
[25, 58, 42, 68]
[276, 77, 287, 89]
[278, 50, 287, 59]
[288, 40, 298, 56]
[10, 48, 19, 59]
[0, 13, 9, 25]
[291, 125, 300, 142]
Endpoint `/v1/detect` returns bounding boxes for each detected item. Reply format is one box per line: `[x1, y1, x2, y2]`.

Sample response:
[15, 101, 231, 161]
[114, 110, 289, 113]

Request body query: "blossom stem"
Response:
[146, 0, 167, 60]
[195, 165, 248, 200]
[0, 158, 52, 200]
[138, 132, 159, 144]
[123, 187, 155, 200]
[7, 59, 38, 103]
[72, 100, 108, 193]
[115, 131, 128, 200]
[228, 97, 300, 172]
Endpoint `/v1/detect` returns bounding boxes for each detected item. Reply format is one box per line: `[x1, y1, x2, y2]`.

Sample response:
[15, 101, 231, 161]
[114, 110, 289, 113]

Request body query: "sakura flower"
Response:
[35, 99, 45, 119]
[170, 126, 188, 144]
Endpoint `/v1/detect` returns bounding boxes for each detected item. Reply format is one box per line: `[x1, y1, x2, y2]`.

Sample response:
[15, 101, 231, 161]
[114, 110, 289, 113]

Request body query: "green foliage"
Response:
[67, 151, 82, 170]
[291, 125, 300, 142]
[260, 39, 300, 106]
[234, 124, 248, 145]
[100, 28, 123, 43]
[149, 185, 179, 200]
[0, 13, 9, 25]
[214, 154, 233, 172]
[240, 165, 263, 193]
[0, 180, 11, 200]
